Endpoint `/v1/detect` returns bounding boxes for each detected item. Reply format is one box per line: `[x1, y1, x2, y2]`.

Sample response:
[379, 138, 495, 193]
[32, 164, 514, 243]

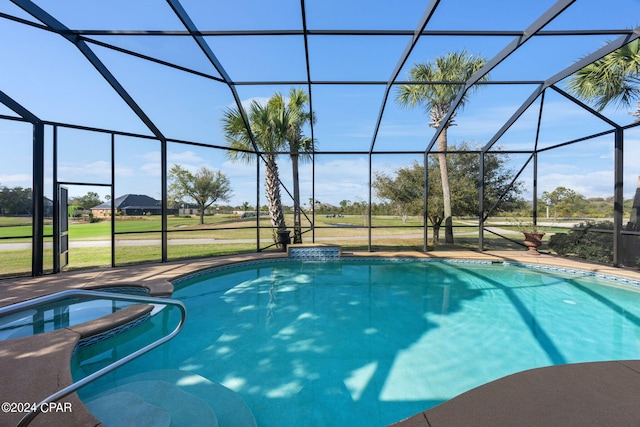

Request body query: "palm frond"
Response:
[221, 107, 256, 164]
[567, 39, 640, 111]
[395, 50, 488, 126]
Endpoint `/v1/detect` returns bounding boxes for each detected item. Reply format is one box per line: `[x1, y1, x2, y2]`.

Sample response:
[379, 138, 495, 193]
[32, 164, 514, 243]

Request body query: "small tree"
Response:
[373, 144, 524, 242]
[68, 205, 84, 218]
[373, 165, 423, 224]
[71, 192, 103, 209]
[541, 187, 586, 219]
[168, 165, 232, 225]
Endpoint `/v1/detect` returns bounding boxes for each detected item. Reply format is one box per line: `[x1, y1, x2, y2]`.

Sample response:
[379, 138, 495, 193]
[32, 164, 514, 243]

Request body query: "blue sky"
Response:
[1, 0, 640, 209]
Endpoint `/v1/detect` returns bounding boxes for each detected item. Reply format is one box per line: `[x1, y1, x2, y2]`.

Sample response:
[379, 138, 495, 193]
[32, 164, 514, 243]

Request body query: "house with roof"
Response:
[91, 194, 162, 217]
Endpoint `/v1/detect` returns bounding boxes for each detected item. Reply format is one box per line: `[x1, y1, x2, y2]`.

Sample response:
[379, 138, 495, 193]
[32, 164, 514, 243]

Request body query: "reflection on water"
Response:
[79, 260, 640, 427]
[0, 298, 133, 340]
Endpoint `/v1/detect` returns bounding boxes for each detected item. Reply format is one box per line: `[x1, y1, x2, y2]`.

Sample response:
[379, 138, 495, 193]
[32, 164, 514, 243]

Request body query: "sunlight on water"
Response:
[344, 362, 378, 401]
[76, 260, 640, 427]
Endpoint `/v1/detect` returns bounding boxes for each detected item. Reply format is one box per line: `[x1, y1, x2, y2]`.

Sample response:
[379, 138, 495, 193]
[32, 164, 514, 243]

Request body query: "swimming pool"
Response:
[74, 258, 640, 426]
[0, 296, 138, 341]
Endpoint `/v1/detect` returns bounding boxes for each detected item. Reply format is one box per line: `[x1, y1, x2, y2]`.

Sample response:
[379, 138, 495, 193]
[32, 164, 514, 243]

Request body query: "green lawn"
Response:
[1, 214, 555, 277]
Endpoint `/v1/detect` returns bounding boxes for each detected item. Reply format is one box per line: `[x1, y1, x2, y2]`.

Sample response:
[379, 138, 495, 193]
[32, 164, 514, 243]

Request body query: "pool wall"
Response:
[288, 243, 341, 260]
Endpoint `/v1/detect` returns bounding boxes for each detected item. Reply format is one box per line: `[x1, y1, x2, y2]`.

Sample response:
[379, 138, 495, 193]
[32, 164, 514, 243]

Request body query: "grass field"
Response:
[0, 214, 567, 277]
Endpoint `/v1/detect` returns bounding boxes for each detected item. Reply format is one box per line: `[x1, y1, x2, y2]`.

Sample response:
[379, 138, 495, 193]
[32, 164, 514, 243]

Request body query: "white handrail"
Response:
[0, 289, 186, 427]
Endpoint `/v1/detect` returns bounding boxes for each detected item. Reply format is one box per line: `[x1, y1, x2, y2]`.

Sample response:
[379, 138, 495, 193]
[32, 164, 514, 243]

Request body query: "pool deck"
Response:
[1, 249, 640, 426]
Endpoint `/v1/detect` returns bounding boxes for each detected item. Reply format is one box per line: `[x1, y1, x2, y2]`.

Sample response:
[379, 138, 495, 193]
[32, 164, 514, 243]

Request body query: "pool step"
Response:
[85, 391, 172, 426]
[85, 380, 218, 427]
[84, 370, 256, 427]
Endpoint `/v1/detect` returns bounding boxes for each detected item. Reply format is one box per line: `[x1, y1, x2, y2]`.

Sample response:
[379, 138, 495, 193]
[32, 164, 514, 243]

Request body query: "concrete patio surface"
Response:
[1, 249, 640, 426]
[390, 360, 640, 427]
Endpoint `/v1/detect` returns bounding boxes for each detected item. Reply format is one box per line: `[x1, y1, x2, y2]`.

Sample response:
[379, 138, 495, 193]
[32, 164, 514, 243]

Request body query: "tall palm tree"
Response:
[222, 100, 287, 234]
[396, 50, 487, 244]
[567, 39, 640, 116]
[269, 88, 315, 244]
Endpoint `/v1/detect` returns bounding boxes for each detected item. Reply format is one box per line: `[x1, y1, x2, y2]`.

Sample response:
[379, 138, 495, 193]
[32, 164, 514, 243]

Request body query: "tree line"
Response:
[0, 186, 32, 215]
[0, 187, 106, 216]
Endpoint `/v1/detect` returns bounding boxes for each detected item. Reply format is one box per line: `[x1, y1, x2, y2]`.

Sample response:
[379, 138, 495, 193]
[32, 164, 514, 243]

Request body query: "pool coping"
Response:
[1, 249, 640, 426]
[390, 359, 640, 427]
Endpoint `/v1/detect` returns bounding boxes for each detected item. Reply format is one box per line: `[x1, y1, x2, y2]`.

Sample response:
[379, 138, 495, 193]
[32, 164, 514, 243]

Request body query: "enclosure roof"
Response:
[1, 0, 640, 156]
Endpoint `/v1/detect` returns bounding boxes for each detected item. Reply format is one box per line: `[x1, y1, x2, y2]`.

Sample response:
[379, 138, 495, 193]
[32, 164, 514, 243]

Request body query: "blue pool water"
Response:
[74, 259, 640, 426]
[0, 297, 135, 341]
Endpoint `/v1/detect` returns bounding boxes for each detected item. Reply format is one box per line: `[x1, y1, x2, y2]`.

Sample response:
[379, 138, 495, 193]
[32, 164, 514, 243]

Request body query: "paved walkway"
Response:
[0, 224, 525, 251]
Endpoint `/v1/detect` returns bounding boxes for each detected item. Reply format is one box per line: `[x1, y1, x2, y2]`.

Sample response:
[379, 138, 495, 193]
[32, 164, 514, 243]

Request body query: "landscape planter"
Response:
[523, 231, 545, 255]
[276, 230, 291, 251]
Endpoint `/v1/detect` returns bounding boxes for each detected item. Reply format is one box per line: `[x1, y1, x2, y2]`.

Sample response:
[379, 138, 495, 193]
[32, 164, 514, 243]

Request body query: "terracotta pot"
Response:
[523, 231, 545, 255]
[276, 229, 291, 251]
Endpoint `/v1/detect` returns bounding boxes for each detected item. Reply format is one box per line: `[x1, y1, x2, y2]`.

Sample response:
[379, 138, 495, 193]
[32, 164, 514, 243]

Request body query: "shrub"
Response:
[548, 221, 613, 264]
[68, 205, 83, 218]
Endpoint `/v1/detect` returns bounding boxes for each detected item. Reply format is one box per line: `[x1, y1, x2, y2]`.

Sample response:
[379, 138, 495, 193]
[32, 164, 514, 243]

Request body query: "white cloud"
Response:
[138, 162, 161, 177]
[140, 151, 161, 163]
[378, 122, 430, 139]
[300, 157, 370, 204]
[167, 150, 205, 165]
[313, 182, 369, 205]
[0, 173, 31, 185]
[225, 96, 270, 112]
[58, 160, 112, 180]
[222, 160, 254, 177]
[538, 170, 613, 197]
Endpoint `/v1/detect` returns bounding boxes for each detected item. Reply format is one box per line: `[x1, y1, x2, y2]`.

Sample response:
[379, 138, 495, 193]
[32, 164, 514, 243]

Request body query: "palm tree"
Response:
[269, 89, 315, 244]
[396, 50, 487, 244]
[567, 39, 640, 116]
[222, 100, 287, 234]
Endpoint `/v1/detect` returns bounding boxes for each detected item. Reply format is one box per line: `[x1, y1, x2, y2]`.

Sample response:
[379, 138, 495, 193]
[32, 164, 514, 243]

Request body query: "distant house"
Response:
[177, 204, 230, 216]
[178, 203, 201, 216]
[91, 194, 163, 217]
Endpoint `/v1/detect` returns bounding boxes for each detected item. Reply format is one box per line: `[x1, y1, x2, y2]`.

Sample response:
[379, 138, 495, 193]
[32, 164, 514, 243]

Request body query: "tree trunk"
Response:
[437, 129, 454, 243]
[291, 153, 302, 244]
[264, 155, 286, 234]
[430, 215, 443, 243]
